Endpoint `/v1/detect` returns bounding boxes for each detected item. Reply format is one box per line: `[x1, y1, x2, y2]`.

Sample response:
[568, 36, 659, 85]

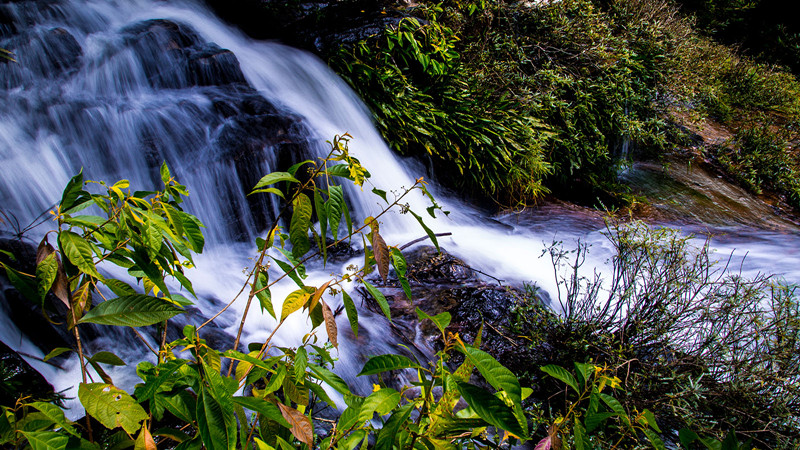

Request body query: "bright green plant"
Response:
[0, 134, 532, 449]
[538, 362, 664, 449]
[330, 5, 551, 206]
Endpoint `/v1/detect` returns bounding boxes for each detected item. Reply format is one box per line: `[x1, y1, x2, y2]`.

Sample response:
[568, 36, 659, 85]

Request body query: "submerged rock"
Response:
[359, 245, 534, 369]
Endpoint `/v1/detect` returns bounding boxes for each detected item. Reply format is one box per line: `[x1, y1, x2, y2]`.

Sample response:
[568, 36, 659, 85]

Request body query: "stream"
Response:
[1, 0, 799, 418]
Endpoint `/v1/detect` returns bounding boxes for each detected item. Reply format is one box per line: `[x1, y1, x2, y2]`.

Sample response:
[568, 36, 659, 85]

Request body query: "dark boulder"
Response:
[358, 245, 533, 370]
[0, 26, 82, 87]
[122, 19, 246, 89]
[202, 0, 405, 56]
[0, 339, 58, 408]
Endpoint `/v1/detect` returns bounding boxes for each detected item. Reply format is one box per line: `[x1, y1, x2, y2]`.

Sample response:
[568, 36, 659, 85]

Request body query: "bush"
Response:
[330, 7, 551, 206]
[513, 221, 800, 448]
[708, 123, 800, 208]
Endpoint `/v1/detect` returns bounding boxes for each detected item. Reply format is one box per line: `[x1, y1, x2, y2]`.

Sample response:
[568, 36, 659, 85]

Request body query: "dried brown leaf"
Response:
[321, 300, 338, 349]
[371, 229, 390, 283]
[278, 403, 313, 448]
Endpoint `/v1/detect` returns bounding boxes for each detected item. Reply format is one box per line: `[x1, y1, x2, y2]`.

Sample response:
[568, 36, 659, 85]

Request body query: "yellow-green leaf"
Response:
[78, 383, 147, 434]
[281, 289, 311, 322]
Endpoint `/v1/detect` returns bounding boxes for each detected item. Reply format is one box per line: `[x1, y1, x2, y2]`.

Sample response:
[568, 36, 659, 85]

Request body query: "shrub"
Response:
[513, 221, 800, 448]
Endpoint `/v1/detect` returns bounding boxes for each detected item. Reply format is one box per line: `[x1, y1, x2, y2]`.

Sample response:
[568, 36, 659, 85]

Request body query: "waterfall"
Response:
[2, 0, 800, 419]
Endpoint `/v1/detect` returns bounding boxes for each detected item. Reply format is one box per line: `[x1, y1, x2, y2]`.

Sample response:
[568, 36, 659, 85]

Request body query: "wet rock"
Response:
[0, 27, 82, 87]
[359, 246, 532, 369]
[203, 0, 405, 56]
[0, 340, 58, 407]
[122, 19, 246, 89]
[0, 237, 74, 354]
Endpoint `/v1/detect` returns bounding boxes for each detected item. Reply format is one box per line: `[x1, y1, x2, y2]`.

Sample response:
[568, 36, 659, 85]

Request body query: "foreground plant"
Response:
[0, 135, 531, 449]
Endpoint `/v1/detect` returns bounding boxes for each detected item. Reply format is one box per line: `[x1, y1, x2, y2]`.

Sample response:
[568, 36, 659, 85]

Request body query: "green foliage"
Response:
[330, 6, 551, 205]
[0, 135, 533, 449]
[708, 123, 800, 208]
[512, 221, 800, 448]
[538, 363, 664, 449]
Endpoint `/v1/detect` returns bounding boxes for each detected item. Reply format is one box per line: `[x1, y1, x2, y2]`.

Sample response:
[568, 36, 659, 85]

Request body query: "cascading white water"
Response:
[2, 0, 800, 419]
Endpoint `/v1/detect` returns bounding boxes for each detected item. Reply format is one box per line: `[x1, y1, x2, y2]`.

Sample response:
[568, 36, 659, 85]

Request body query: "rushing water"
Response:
[1, 0, 799, 418]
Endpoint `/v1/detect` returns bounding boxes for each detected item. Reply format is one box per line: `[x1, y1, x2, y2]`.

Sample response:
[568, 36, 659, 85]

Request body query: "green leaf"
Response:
[59, 231, 102, 279]
[598, 393, 629, 427]
[252, 172, 300, 191]
[196, 387, 236, 450]
[540, 365, 579, 394]
[460, 346, 522, 405]
[89, 351, 126, 366]
[390, 248, 412, 299]
[358, 354, 420, 376]
[306, 380, 338, 409]
[358, 388, 401, 422]
[21, 431, 68, 450]
[341, 290, 359, 338]
[721, 430, 739, 450]
[574, 416, 589, 450]
[2, 265, 37, 303]
[59, 172, 89, 213]
[35, 253, 58, 301]
[287, 160, 315, 177]
[160, 162, 171, 184]
[44, 347, 73, 362]
[457, 383, 526, 438]
[290, 193, 313, 259]
[272, 250, 306, 287]
[416, 308, 450, 336]
[643, 409, 661, 433]
[326, 185, 345, 240]
[323, 164, 351, 178]
[679, 428, 700, 448]
[281, 288, 312, 322]
[375, 403, 415, 450]
[295, 347, 308, 381]
[103, 279, 137, 297]
[182, 215, 205, 254]
[249, 187, 285, 199]
[644, 428, 666, 450]
[78, 383, 147, 434]
[231, 397, 290, 428]
[135, 359, 187, 404]
[585, 412, 616, 433]
[255, 272, 275, 319]
[573, 362, 594, 390]
[79, 294, 184, 327]
[409, 211, 439, 251]
[372, 188, 388, 203]
[29, 402, 78, 436]
[362, 280, 391, 322]
[308, 364, 351, 396]
[314, 187, 327, 242]
[156, 391, 196, 424]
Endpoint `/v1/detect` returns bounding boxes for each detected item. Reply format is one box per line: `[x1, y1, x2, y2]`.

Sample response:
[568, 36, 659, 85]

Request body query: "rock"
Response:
[358, 245, 533, 370]
[203, 0, 405, 56]
[0, 26, 82, 87]
[122, 19, 247, 89]
[0, 339, 58, 407]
